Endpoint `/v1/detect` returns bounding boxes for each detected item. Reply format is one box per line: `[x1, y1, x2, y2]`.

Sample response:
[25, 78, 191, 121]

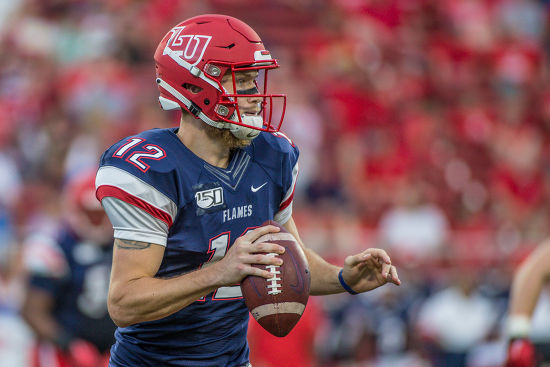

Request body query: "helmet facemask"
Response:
[210, 61, 286, 140]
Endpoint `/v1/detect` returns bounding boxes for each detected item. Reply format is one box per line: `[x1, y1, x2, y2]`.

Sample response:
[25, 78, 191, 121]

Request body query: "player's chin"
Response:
[223, 133, 251, 149]
[204, 124, 251, 149]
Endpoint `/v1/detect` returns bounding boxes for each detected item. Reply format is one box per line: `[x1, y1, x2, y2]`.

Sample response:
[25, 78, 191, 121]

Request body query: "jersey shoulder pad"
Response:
[256, 131, 297, 153]
[99, 129, 175, 176]
[97, 129, 180, 210]
[250, 131, 299, 166]
[98, 129, 178, 191]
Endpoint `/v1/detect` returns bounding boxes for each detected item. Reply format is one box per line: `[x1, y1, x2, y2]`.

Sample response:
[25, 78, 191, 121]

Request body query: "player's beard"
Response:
[202, 123, 251, 149]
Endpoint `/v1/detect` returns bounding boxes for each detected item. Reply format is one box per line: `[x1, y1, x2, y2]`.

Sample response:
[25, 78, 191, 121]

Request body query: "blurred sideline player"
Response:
[506, 238, 550, 367]
[95, 14, 401, 366]
[22, 171, 116, 367]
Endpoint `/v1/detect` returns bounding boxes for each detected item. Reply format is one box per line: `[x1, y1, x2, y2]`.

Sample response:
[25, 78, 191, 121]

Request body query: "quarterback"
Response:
[96, 14, 401, 366]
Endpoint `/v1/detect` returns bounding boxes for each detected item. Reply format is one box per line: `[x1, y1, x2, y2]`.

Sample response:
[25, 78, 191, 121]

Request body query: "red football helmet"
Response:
[154, 14, 286, 139]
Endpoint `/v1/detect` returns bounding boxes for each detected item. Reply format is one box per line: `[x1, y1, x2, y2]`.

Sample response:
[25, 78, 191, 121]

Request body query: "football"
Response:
[241, 220, 310, 337]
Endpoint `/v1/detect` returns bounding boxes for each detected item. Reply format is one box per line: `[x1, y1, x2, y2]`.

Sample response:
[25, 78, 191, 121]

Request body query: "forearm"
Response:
[109, 263, 222, 327]
[509, 267, 545, 317]
[509, 240, 550, 317]
[109, 238, 223, 327]
[282, 219, 344, 295]
[305, 248, 343, 295]
[506, 239, 550, 339]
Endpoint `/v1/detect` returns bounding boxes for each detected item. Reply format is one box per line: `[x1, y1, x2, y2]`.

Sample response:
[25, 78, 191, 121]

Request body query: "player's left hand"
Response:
[341, 248, 401, 293]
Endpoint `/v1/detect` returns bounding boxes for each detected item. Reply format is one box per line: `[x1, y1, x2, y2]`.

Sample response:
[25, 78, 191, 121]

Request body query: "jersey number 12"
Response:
[113, 138, 167, 173]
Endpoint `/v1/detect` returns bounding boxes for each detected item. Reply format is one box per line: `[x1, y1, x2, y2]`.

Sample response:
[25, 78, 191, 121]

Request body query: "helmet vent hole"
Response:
[217, 43, 235, 49]
[182, 83, 202, 94]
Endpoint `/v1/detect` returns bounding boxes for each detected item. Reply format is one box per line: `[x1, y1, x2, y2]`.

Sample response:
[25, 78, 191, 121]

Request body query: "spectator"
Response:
[416, 262, 499, 367]
[378, 179, 450, 263]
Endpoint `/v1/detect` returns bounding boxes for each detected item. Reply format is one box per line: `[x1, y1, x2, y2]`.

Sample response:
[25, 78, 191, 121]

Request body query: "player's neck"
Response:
[177, 118, 231, 168]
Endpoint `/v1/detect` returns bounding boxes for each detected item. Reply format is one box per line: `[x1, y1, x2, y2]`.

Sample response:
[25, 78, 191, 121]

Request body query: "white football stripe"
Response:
[250, 302, 306, 320]
[96, 166, 178, 221]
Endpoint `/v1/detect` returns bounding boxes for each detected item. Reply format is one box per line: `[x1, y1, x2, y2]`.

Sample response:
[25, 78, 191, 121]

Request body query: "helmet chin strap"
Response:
[229, 114, 262, 140]
[157, 77, 262, 140]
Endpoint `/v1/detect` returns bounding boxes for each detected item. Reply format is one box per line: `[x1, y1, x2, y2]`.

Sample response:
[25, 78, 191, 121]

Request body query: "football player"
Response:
[505, 238, 550, 367]
[96, 14, 401, 367]
[21, 171, 115, 367]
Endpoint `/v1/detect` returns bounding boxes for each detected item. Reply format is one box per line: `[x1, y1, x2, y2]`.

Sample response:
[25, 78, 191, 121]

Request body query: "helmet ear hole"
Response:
[182, 83, 202, 94]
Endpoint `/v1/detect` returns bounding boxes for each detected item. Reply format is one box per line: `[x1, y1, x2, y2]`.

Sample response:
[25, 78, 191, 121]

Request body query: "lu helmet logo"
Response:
[163, 26, 212, 66]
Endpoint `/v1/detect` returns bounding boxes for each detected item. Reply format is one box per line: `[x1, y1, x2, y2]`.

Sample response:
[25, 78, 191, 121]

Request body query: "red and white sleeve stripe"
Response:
[95, 166, 178, 246]
[274, 163, 299, 225]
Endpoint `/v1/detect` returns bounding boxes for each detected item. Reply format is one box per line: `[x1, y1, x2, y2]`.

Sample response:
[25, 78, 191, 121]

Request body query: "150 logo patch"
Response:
[193, 183, 226, 215]
[195, 187, 223, 209]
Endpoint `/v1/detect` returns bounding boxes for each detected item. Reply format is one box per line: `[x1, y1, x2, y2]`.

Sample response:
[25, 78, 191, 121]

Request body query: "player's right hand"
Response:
[212, 225, 285, 285]
[506, 338, 536, 367]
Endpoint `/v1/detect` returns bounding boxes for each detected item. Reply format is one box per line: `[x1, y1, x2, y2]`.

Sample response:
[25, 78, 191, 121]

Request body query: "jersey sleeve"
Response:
[259, 132, 299, 225]
[100, 196, 170, 246]
[95, 138, 179, 247]
[274, 160, 298, 224]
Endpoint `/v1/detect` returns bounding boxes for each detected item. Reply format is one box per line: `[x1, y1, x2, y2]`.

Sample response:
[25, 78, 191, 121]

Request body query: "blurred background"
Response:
[1, 0, 550, 366]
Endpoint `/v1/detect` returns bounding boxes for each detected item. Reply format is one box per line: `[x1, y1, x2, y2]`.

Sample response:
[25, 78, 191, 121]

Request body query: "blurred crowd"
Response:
[1, 0, 550, 366]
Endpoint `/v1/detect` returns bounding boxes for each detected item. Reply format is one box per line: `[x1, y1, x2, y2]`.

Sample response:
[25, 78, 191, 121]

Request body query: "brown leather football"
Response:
[240, 220, 310, 337]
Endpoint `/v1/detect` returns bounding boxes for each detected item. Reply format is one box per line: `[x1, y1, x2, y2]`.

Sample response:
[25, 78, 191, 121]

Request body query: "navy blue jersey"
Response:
[96, 128, 299, 366]
[25, 227, 116, 353]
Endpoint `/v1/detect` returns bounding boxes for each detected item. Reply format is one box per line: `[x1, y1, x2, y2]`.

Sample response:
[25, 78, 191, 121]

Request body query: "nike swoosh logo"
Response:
[251, 182, 267, 192]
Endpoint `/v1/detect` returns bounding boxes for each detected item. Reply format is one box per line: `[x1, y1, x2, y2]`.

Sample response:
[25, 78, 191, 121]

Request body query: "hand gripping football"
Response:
[241, 220, 310, 337]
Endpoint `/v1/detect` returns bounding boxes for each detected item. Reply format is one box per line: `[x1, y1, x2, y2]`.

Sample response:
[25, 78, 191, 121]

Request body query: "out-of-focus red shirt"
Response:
[248, 299, 324, 367]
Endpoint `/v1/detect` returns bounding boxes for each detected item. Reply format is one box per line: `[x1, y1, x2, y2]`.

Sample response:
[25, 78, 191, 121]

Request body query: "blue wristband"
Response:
[338, 269, 358, 295]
